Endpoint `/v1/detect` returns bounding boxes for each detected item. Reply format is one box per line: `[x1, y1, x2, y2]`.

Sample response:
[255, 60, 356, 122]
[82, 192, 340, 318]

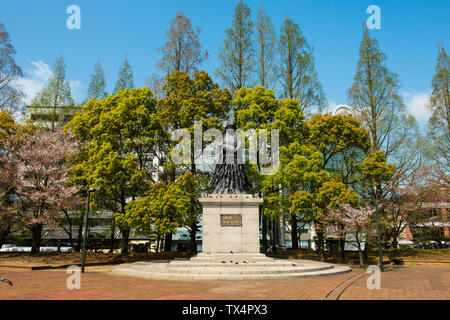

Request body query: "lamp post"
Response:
[81, 187, 99, 273]
[371, 184, 384, 272]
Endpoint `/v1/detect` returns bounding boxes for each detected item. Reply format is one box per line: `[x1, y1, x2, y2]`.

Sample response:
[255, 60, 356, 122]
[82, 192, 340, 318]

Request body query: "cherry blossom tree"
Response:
[0, 128, 80, 253]
[378, 164, 448, 249]
[0, 110, 19, 247]
[324, 203, 374, 267]
[399, 165, 450, 248]
[379, 181, 418, 249]
[0, 196, 15, 248]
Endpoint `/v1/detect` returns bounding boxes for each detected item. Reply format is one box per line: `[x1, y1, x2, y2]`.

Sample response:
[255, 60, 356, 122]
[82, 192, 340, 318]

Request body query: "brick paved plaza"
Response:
[0, 264, 448, 300]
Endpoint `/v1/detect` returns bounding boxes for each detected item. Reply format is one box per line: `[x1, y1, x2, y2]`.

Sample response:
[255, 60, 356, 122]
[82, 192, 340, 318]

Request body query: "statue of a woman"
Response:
[207, 122, 252, 194]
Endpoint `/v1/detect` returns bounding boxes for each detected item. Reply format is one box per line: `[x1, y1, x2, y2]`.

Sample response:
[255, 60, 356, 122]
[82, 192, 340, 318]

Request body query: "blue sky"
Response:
[2, 0, 449, 127]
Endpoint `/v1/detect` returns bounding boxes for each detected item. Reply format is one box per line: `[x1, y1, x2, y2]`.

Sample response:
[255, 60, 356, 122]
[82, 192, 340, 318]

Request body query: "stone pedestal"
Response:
[112, 193, 353, 280]
[199, 194, 263, 255]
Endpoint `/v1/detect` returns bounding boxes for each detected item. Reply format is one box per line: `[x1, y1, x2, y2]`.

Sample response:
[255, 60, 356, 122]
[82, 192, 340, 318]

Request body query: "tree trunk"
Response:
[76, 215, 83, 252]
[272, 218, 277, 254]
[291, 213, 298, 250]
[155, 233, 160, 253]
[269, 218, 273, 250]
[31, 224, 43, 254]
[109, 218, 116, 253]
[317, 231, 325, 261]
[189, 223, 197, 255]
[358, 246, 364, 267]
[164, 232, 172, 252]
[0, 225, 11, 249]
[120, 228, 130, 255]
[61, 209, 75, 249]
[339, 236, 346, 261]
[392, 238, 398, 249]
[364, 237, 369, 259]
[159, 236, 164, 252]
[262, 215, 268, 252]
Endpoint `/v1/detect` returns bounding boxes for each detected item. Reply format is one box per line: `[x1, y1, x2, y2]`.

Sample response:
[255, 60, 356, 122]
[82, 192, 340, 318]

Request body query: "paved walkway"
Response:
[0, 264, 448, 300]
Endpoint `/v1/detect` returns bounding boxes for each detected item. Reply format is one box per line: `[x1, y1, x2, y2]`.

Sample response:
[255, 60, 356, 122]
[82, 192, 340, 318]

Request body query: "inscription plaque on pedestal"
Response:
[220, 214, 242, 227]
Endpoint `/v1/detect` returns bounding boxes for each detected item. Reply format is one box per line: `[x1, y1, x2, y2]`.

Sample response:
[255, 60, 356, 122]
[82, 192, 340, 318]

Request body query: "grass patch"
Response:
[0, 251, 193, 267]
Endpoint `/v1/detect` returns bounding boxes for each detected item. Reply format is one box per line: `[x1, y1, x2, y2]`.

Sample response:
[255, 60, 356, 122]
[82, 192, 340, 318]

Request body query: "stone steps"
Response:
[112, 264, 351, 280]
[167, 262, 301, 268]
[190, 253, 275, 263]
[111, 259, 352, 280]
[163, 266, 333, 275]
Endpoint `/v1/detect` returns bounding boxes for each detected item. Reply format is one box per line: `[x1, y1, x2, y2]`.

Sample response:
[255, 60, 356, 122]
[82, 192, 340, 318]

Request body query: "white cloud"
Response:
[401, 90, 431, 125]
[14, 60, 83, 106]
[327, 91, 432, 125]
[69, 80, 83, 102]
[15, 60, 52, 105]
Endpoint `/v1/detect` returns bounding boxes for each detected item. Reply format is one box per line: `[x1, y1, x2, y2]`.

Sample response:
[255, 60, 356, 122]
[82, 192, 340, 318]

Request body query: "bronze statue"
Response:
[208, 122, 251, 194]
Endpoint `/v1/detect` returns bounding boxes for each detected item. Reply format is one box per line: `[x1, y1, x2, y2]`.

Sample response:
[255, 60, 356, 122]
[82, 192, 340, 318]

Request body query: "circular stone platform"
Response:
[111, 254, 352, 280]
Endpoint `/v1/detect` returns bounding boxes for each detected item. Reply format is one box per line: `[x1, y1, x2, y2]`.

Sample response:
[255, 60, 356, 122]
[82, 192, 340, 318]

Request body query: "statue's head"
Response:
[225, 121, 236, 131]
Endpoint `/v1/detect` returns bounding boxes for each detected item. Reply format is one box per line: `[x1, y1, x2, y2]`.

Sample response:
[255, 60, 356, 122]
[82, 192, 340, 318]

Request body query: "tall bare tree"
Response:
[0, 22, 23, 114]
[279, 17, 325, 114]
[157, 11, 208, 76]
[216, 0, 254, 92]
[255, 7, 277, 90]
[31, 54, 75, 129]
[145, 73, 165, 99]
[86, 59, 107, 101]
[348, 25, 422, 255]
[114, 55, 134, 93]
[427, 43, 449, 176]
[347, 25, 415, 157]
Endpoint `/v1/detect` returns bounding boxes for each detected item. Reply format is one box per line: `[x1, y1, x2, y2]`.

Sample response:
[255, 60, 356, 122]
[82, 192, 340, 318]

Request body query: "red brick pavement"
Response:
[0, 265, 448, 300]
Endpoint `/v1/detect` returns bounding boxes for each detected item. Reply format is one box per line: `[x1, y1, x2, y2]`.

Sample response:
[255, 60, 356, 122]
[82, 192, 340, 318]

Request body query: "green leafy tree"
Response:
[314, 180, 359, 260]
[282, 143, 330, 251]
[31, 54, 75, 129]
[427, 43, 449, 176]
[123, 181, 189, 253]
[233, 86, 278, 130]
[160, 71, 231, 133]
[233, 87, 314, 252]
[158, 70, 232, 252]
[86, 60, 107, 101]
[255, 7, 278, 90]
[68, 88, 161, 254]
[361, 150, 396, 187]
[0, 110, 17, 145]
[176, 171, 207, 253]
[308, 113, 370, 187]
[361, 149, 396, 252]
[216, 0, 254, 92]
[0, 110, 19, 247]
[278, 17, 326, 114]
[306, 113, 372, 258]
[233, 86, 279, 251]
[114, 55, 134, 93]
